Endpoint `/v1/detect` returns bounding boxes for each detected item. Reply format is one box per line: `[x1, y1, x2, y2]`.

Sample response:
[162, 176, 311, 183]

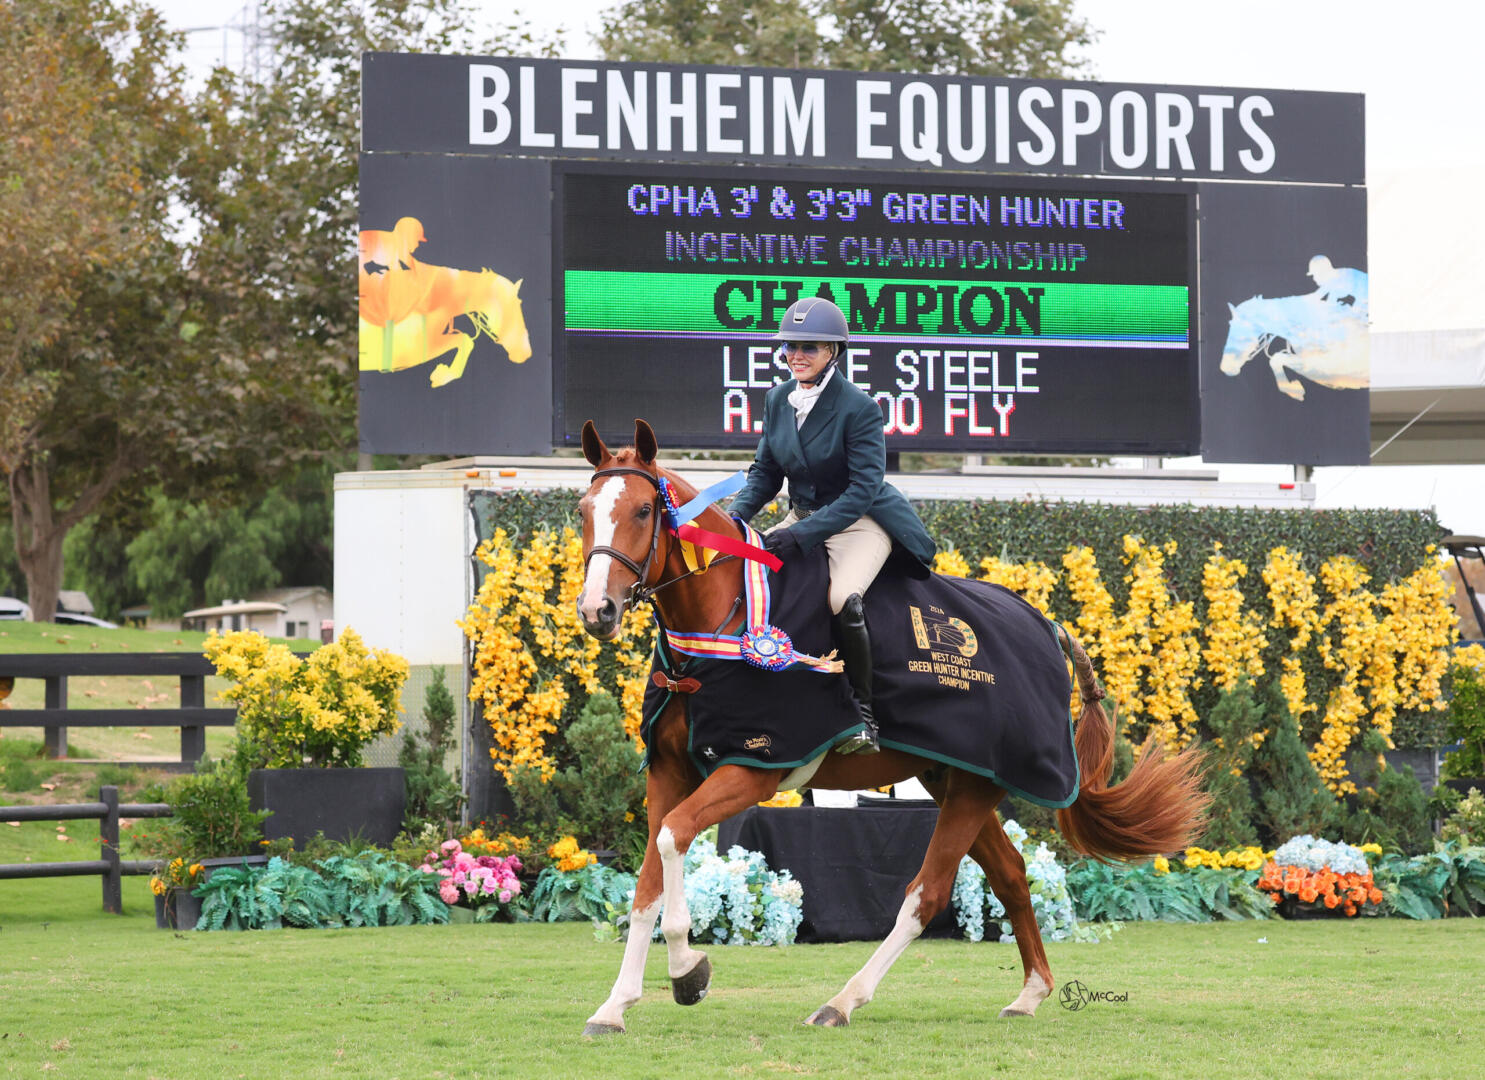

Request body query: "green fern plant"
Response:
[529, 862, 637, 924]
[316, 851, 447, 927]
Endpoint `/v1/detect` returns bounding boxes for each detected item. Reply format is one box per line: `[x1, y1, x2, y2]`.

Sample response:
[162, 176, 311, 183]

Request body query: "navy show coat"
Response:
[729, 372, 936, 571]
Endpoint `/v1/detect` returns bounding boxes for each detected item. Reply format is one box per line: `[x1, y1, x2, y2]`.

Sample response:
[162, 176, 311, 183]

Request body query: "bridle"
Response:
[582, 464, 748, 646]
[583, 466, 742, 610]
[584, 467, 668, 608]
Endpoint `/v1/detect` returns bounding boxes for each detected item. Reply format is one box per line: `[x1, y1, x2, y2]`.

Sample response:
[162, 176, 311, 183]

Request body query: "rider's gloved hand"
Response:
[763, 529, 802, 561]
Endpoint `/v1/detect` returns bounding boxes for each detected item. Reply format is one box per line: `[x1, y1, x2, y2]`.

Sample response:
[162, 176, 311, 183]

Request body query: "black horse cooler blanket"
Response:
[642, 539, 1081, 808]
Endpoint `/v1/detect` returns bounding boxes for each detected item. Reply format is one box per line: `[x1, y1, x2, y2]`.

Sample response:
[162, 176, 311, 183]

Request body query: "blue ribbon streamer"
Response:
[668, 471, 747, 528]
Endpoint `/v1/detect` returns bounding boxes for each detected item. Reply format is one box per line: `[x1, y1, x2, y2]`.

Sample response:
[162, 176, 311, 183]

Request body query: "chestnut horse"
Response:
[576, 419, 1208, 1035]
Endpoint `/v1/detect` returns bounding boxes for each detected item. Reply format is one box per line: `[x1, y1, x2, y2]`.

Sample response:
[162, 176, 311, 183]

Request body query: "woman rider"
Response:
[728, 297, 937, 754]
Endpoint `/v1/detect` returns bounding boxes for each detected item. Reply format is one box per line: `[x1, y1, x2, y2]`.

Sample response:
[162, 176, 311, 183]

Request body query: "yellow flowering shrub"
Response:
[1181, 845, 1271, 872]
[460, 527, 657, 782]
[1201, 544, 1268, 693]
[204, 628, 407, 767]
[548, 834, 597, 872]
[465, 519, 1459, 801]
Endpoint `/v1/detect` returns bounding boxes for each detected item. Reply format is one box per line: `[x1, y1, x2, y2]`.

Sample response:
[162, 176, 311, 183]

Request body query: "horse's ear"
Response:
[514, 278, 523, 295]
[581, 421, 609, 467]
[1228, 302, 1236, 315]
[634, 419, 658, 465]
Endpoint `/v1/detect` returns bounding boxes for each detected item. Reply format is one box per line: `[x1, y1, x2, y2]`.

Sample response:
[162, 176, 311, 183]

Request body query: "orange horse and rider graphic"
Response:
[357, 216, 532, 387]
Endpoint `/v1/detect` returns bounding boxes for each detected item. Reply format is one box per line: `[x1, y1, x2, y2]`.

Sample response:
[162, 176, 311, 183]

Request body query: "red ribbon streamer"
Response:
[674, 522, 782, 572]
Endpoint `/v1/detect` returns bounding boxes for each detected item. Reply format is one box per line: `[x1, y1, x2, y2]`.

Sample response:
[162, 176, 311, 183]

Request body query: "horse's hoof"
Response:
[582, 1021, 625, 1037]
[671, 955, 711, 1005]
[998, 1005, 1034, 1018]
[805, 1005, 848, 1027]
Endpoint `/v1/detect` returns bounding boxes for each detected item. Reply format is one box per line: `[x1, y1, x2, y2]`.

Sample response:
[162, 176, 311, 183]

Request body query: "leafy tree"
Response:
[119, 462, 337, 619]
[507, 690, 648, 865]
[400, 667, 465, 830]
[0, 0, 559, 623]
[1247, 678, 1331, 847]
[597, 0, 1094, 76]
[1328, 730, 1432, 854]
[0, 0, 196, 621]
[1199, 680, 1261, 849]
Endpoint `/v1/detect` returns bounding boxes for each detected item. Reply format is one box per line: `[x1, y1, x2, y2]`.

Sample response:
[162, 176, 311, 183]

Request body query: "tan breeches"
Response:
[770, 511, 893, 614]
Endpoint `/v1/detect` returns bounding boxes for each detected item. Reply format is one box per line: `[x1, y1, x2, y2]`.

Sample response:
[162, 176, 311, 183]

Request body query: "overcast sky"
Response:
[156, 0, 1485, 533]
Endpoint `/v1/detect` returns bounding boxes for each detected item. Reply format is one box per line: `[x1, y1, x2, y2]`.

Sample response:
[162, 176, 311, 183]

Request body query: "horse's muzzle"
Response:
[579, 596, 622, 641]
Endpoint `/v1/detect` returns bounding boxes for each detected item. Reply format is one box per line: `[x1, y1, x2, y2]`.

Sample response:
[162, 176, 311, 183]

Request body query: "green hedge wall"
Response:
[470, 489, 1448, 747]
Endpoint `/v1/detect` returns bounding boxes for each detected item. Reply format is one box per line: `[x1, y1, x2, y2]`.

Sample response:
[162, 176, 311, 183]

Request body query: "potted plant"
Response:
[205, 628, 410, 847]
[134, 757, 273, 930]
[151, 857, 206, 930]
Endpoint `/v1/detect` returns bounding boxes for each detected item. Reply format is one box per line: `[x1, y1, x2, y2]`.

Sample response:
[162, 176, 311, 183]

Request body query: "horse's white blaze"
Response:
[579, 477, 624, 621]
[586, 899, 660, 1030]
[657, 826, 706, 979]
[823, 884, 925, 1021]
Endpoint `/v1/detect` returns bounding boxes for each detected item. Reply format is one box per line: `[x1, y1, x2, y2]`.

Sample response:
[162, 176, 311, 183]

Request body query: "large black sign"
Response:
[556, 164, 1196, 453]
[364, 54, 1364, 184]
[359, 53, 1368, 465]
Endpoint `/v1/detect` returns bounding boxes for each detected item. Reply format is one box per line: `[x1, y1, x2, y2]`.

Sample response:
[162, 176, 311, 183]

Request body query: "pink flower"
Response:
[506, 856, 522, 874]
[441, 839, 461, 854]
[481, 877, 497, 895]
[452, 870, 466, 885]
[453, 852, 476, 871]
[462, 879, 479, 897]
[438, 881, 459, 904]
[498, 889, 512, 903]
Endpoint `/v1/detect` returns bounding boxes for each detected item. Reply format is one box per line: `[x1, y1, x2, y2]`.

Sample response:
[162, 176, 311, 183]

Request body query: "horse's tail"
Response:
[1053, 628, 1209, 861]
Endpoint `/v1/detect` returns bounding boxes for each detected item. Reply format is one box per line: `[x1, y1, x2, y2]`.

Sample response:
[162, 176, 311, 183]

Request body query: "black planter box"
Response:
[155, 889, 202, 930]
[248, 767, 405, 848]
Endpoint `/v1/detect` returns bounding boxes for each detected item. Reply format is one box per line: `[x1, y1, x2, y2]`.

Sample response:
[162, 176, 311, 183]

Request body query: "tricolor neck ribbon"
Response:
[664, 523, 841, 675]
[659, 474, 781, 573]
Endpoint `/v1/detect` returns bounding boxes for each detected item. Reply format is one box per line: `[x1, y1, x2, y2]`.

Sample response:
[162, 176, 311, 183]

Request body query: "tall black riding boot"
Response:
[833, 593, 880, 755]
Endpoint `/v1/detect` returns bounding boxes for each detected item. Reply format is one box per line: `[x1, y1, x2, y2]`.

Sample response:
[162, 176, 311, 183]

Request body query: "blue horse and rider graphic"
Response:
[1220, 255, 1369, 401]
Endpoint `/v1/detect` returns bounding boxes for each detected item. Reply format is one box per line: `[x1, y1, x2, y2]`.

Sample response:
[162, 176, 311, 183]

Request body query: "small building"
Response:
[248, 586, 335, 640]
[181, 600, 289, 635]
[180, 587, 333, 640]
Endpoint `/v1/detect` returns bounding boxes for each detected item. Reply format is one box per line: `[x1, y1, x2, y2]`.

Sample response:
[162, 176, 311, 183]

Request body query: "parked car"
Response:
[53, 611, 118, 629]
[0, 596, 32, 621]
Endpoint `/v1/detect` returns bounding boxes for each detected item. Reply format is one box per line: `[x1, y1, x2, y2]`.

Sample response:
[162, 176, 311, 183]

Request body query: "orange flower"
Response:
[1344, 903, 1357, 916]
[1323, 893, 1340, 909]
[1368, 887, 1383, 904]
[1298, 887, 1318, 903]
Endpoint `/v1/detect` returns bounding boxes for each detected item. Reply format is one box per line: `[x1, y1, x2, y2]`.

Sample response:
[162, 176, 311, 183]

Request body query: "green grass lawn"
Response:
[0, 621, 313, 763]
[1, 875, 1482, 1080]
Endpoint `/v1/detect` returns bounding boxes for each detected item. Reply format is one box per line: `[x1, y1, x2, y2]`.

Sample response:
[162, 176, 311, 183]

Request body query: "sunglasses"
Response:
[781, 342, 830, 357]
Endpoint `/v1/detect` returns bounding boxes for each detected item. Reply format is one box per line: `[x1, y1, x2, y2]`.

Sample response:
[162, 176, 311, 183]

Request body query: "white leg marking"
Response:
[585, 899, 660, 1031]
[578, 477, 623, 620]
[824, 885, 925, 1021]
[1002, 969, 1052, 1017]
[656, 826, 706, 979]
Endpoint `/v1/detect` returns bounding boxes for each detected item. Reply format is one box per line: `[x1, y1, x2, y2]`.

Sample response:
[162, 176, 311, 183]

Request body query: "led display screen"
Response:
[556, 163, 1196, 453]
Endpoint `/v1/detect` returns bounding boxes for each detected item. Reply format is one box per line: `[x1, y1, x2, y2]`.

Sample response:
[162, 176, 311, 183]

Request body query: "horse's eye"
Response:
[637, 504, 652, 519]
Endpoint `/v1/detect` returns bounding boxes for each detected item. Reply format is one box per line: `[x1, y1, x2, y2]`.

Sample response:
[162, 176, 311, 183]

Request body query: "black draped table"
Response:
[717, 802, 960, 943]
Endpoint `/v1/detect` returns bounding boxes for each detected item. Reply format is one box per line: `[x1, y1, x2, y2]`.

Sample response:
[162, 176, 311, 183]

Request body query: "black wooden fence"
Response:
[0, 785, 170, 912]
[0, 652, 236, 766]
